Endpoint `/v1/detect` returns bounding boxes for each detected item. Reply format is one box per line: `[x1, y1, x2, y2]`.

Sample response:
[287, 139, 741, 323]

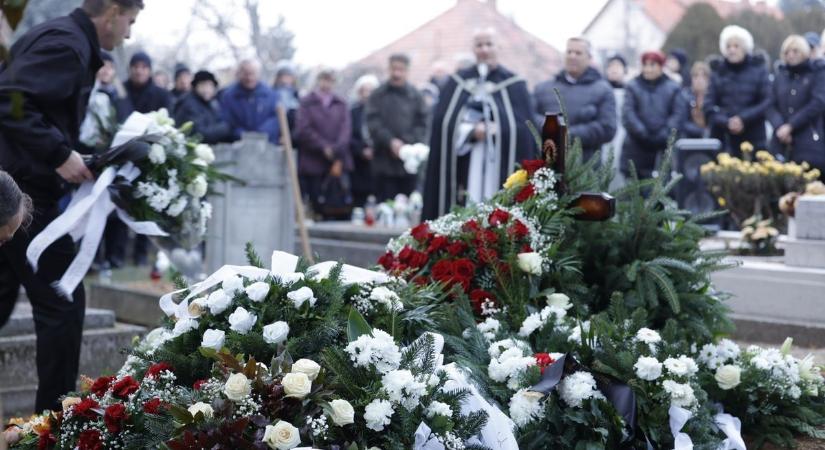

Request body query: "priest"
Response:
[422, 27, 537, 220]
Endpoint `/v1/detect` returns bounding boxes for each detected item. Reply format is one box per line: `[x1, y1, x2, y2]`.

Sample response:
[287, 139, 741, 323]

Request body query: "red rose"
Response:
[469, 289, 495, 316]
[193, 379, 206, 390]
[104, 403, 128, 433]
[72, 397, 100, 420]
[407, 251, 428, 269]
[453, 276, 471, 292]
[508, 220, 530, 239]
[145, 362, 173, 379]
[534, 352, 556, 374]
[411, 223, 431, 242]
[431, 259, 454, 283]
[412, 275, 430, 286]
[515, 184, 536, 203]
[477, 247, 498, 264]
[475, 229, 499, 247]
[398, 246, 414, 263]
[111, 376, 140, 399]
[89, 375, 115, 397]
[77, 429, 103, 450]
[461, 220, 480, 233]
[497, 262, 511, 276]
[522, 159, 546, 176]
[37, 430, 56, 450]
[488, 209, 510, 226]
[446, 241, 467, 256]
[521, 244, 533, 253]
[427, 236, 449, 254]
[378, 251, 395, 270]
[143, 397, 164, 414]
[452, 259, 475, 279]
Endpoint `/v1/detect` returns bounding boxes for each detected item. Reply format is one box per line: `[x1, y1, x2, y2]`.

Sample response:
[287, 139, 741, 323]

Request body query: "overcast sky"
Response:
[131, 0, 608, 69]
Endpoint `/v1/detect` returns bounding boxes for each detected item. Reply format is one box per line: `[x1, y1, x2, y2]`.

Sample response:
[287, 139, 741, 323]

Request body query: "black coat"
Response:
[534, 67, 617, 161]
[124, 79, 173, 115]
[349, 102, 374, 197]
[173, 92, 233, 144]
[766, 59, 825, 171]
[0, 8, 103, 199]
[704, 54, 772, 153]
[365, 82, 429, 178]
[621, 75, 686, 177]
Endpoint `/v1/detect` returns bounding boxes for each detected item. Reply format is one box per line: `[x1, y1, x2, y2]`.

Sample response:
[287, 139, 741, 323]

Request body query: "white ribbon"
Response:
[26, 162, 168, 299]
[714, 410, 747, 450]
[159, 250, 390, 318]
[669, 405, 694, 450]
[414, 422, 445, 450]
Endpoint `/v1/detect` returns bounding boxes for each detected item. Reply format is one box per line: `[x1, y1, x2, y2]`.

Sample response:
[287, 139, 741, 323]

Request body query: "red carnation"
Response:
[521, 244, 534, 253]
[427, 236, 449, 254]
[407, 250, 429, 269]
[378, 251, 395, 270]
[508, 220, 530, 239]
[77, 429, 103, 450]
[515, 184, 536, 203]
[452, 259, 475, 279]
[522, 159, 546, 176]
[488, 209, 510, 226]
[145, 362, 173, 379]
[411, 223, 431, 242]
[89, 375, 115, 397]
[37, 429, 56, 450]
[535, 352, 556, 374]
[193, 379, 207, 390]
[104, 403, 128, 433]
[446, 241, 467, 256]
[111, 376, 140, 399]
[461, 220, 480, 233]
[453, 276, 471, 292]
[143, 397, 164, 414]
[412, 275, 431, 286]
[398, 246, 414, 263]
[469, 289, 495, 316]
[477, 247, 498, 265]
[431, 260, 454, 284]
[72, 397, 100, 420]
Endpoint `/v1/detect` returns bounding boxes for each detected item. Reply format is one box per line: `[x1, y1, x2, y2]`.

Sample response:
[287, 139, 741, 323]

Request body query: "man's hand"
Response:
[776, 124, 793, 144]
[362, 147, 374, 160]
[390, 138, 404, 159]
[329, 160, 343, 178]
[728, 116, 744, 135]
[473, 123, 487, 141]
[56, 151, 93, 184]
[323, 146, 335, 161]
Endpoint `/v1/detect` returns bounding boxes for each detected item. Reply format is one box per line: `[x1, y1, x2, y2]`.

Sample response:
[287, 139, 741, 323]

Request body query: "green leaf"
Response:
[644, 265, 680, 314]
[649, 257, 696, 274]
[168, 404, 193, 425]
[347, 307, 373, 342]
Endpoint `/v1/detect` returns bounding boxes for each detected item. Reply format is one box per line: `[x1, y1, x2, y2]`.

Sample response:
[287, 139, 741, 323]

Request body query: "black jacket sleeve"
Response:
[0, 40, 82, 168]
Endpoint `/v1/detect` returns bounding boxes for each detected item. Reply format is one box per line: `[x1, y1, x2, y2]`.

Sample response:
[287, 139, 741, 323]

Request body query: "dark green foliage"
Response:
[244, 241, 265, 268]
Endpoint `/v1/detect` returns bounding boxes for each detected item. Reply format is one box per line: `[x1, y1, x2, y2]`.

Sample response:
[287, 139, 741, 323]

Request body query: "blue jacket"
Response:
[219, 82, 280, 143]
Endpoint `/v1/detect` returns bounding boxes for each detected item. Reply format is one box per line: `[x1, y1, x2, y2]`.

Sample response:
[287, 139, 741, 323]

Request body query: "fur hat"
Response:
[719, 25, 754, 55]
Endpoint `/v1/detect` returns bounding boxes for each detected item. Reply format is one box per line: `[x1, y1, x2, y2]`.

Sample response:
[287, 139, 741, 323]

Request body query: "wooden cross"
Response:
[542, 113, 615, 221]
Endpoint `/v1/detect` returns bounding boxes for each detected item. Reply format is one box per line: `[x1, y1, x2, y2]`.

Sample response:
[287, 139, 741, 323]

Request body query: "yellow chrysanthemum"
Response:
[717, 197, 727, 207]
[755, 150, 774, 162]
[503, 169, 528, 189]
[740, 142, 754, 153]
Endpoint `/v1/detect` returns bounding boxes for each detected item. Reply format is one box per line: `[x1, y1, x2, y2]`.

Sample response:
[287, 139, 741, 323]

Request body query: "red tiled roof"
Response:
[348, 0, 561, 89]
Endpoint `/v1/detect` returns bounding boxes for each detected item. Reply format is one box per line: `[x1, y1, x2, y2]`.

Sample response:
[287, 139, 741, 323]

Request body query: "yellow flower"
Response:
[755, 150, 774, 162]
[503, 169, 528, 189]
[740, 142, 754, 154]
[717, 197, 727, 207]
[805, 180, 825, 195]
[804, 169, 822, 182]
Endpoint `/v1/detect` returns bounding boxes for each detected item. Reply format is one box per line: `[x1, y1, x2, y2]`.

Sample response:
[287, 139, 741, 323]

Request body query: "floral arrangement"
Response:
[738, 215, 780, 256]
[398, 143, 430, 175]
[701, 142, 820, 230]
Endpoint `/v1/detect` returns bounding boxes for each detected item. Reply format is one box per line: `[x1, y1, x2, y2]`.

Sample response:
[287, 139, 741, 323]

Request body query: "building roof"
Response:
[348, 0, 561, 89]
[584, 0, 784, 35]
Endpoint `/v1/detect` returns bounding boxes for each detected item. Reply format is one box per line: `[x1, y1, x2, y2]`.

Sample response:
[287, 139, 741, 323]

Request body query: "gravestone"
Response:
[206, 133, 295, 273]
[785, 196, 825, 268]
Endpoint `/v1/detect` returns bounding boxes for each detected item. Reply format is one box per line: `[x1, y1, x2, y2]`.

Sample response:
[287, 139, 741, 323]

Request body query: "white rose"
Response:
[245, 281, 270, 302]
[186, 175, 208, 198]
[195, 144, 216, 164]
[715, 365, 742, 390]
[172, 317, 198, 337]
[516, 252, 543, 275]
[201, 328, 225, 351]
[328, 399, 355, 426]
[263, 420, 301, 450]
[207, 289, 232, 315]
[223, 373, 251, 401]
[282, 372, 312, 399]
[292, 359, 321, 381]
[148, 143, 166, 164]
[287, 286, 316, 309]
[188, 402, 214, 419]
[143, 327, 171, 350]
[228, 307, 257, 334]
[546, 293, 572, 310]
[263, 321, 290, 345]
[634, 356, 663, 381]
[278, 272, 305, 285]
[222, 275, 245, 295]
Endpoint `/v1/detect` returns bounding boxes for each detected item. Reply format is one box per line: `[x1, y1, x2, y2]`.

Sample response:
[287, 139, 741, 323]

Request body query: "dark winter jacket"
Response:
[365, 82, 429, 177]
[294, 91, 352, 177]
[621, 75, 686, 177]
[534, 67, 617, 161]
[349, 102, 374, 197]
[0, 8, 103, 199]
[124, 79, 173, 115]
[680, 88, 708, 139]
[704, 54, 772, 153]
[219, 82, 281, 144]
[766, 59, 825, 171]
[174, 92, 233, 144]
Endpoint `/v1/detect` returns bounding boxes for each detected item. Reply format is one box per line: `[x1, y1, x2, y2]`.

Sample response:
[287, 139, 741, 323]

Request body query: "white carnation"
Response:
[186, 175, 208, 198]
[662, 380, 696, 408]
[364, 399, 394, 431]
[345, 329, 401, 374]
[559, 371, 604, 408]
[509, 389, 545, 427]
[195, 144, 215, 163]
[369, 286, 403, 311]
[166, 197, 188, 217]
[476, 318, 500, 342]
[172, 317, 198, 337]
[148, 143, 166, 164]
[382, 369, 427, 410]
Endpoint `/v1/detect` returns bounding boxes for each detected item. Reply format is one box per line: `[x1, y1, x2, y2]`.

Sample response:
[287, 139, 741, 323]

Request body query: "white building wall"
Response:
[583, 0, 667, 71]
